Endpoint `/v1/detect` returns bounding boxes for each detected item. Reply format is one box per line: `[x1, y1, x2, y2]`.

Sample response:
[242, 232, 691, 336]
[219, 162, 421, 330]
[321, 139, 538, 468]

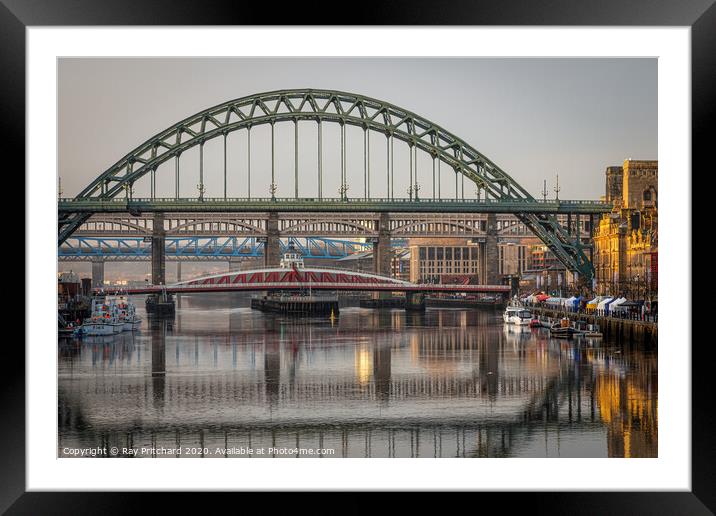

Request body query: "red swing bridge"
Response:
[96, 265, 511, 297]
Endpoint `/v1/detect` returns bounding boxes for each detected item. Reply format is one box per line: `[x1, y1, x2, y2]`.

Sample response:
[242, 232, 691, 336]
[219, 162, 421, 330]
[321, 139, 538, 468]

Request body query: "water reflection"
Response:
[58, 294, 657, 458]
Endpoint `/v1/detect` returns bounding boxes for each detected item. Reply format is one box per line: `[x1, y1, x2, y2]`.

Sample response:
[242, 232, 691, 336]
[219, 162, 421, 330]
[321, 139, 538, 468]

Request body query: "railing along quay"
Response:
[527, 305, 657, 346]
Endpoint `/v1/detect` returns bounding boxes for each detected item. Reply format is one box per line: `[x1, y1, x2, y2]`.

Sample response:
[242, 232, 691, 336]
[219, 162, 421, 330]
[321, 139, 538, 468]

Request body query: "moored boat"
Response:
[108, 294, 142, 331]
[503, 306, 533, 325]
[549, 317, 579, 338]
[80, 298, 123, 336]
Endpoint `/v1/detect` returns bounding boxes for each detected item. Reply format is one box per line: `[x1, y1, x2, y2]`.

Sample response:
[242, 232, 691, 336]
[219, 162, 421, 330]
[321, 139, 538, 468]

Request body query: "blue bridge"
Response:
[58, 236, 408, 262]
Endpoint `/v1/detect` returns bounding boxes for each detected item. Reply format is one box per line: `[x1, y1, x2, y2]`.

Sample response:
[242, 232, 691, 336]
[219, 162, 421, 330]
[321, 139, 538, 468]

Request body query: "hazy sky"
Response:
[58, 57, 656, 200]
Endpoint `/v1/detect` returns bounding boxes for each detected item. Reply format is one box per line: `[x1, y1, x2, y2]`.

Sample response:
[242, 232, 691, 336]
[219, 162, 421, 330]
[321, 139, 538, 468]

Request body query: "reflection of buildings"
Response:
[595, 367, 658, 458]
[58, 310, 657, 458]
[593, 160, 658, 298]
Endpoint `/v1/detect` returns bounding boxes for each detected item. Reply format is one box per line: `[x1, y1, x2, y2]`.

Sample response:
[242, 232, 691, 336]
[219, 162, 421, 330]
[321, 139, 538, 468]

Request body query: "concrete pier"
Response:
[484, 213, 499, 285]
[229, 257, 243, 272]
[373, 213, 392, 277]
[91, 258, 104, 288]
[264, 212, 281, 268]
[151, 212, 166, 286]
[405, 291, 426, 311]
[372, 213, 392, 300]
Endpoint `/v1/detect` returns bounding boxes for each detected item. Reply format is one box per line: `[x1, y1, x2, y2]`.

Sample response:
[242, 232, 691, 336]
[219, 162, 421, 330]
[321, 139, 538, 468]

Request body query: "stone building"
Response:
[407, 213, 590, 289]
[593, 159, 658, 298]
[409, 237, 482, 284]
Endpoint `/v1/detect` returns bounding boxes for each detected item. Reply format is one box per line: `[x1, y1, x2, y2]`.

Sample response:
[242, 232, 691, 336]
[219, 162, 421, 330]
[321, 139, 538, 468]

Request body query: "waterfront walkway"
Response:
[527, 305, 657, 346]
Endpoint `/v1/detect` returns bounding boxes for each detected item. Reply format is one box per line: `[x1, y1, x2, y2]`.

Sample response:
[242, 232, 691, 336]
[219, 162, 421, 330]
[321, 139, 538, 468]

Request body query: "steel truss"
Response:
[59, 89, 603, 279]
[57, 236, 379, 261]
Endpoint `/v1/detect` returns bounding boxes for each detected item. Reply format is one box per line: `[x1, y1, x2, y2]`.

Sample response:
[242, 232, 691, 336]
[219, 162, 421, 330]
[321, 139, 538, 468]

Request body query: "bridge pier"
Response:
[373, 213, 392, 277]
[151, 212, 166, 286]
[229, 257, 243, 272]
[372, 214, 392, 300]
[483, 213, 499, 285]
[405, 291, 426, 311]
[175, 261, 182, 309]
[91, 257, 104, 289]
[264, 212, 281, 268]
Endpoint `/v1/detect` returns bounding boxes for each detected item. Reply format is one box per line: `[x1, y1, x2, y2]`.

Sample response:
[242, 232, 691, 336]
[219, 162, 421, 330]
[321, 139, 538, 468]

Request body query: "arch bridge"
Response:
[59, 89, 610, 282]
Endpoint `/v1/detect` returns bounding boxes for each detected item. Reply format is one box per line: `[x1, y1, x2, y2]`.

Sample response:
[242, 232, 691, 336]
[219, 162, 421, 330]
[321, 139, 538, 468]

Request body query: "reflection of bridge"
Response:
[58, 318, 634, 458]
[59, 89, 610, 283]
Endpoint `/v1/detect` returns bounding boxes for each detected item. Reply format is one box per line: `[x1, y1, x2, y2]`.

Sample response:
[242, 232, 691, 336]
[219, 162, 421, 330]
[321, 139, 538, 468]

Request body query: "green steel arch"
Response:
[58, 88, 594, 280]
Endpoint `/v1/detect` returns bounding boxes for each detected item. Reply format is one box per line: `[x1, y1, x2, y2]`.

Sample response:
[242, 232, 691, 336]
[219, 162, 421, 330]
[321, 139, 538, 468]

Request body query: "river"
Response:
[58, 293, 657, 458]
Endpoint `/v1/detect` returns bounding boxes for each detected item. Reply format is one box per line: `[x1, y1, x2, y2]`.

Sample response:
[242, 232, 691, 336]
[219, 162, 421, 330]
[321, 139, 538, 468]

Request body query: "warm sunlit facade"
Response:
[593, 159, 658, 298]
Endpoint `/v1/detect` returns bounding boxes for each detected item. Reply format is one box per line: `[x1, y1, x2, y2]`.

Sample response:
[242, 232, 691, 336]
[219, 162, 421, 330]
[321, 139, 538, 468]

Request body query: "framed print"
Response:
[7, 0, 712, 512]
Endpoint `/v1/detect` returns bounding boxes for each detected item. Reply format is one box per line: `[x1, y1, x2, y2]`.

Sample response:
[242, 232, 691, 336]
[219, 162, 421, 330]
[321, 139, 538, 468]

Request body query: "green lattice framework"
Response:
[58, 89, 596, 280]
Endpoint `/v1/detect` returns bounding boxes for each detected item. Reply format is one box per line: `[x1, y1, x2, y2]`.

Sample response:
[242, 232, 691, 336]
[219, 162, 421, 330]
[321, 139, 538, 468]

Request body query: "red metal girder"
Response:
[247, 272, 263, 284]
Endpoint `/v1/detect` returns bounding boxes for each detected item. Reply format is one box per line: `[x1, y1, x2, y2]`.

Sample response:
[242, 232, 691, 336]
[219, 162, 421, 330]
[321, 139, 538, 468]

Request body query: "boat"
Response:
[251, 243, 339, 316]
[582, 323, 603, 338]
[549, 317, 578, 338]
[503, 306, 533, 325]
[80, 298, 123, 336]
[58, 313, 80, 337]
[108, 294, 142, 331]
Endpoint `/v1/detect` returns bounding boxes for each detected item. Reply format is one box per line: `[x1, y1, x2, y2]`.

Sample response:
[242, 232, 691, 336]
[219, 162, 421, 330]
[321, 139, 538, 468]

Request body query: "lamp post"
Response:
[339, 183, 349, 201]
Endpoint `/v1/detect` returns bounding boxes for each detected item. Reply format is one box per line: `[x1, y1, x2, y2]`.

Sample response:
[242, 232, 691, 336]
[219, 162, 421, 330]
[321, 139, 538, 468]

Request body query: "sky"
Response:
[58, 57, 657, 201]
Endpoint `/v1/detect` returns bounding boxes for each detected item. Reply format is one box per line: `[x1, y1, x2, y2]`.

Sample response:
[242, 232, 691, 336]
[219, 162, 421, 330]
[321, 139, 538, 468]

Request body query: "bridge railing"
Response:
[61, 196, 611, 206]
[98, 281, 511, 294]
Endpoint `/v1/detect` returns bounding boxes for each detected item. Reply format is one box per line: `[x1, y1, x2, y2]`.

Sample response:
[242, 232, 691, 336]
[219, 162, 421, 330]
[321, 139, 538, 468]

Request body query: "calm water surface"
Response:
[58, 294, 657, 458]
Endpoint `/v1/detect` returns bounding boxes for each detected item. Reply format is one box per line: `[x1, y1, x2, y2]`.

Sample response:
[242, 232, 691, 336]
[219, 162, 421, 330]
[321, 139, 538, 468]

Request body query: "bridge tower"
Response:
[264, 212, 281, 268]
[373, 213, 392, 277]
[151, 212, 166, 286]
[484, 213, 499, 285]
[228, 257, 243, 272]
[91, 257, 104, 288]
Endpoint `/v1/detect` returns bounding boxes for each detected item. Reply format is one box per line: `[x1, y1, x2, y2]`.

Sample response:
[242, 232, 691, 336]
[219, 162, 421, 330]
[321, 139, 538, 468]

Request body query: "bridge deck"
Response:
[99, 283, 511, 295]
[60, 197, 611, 215]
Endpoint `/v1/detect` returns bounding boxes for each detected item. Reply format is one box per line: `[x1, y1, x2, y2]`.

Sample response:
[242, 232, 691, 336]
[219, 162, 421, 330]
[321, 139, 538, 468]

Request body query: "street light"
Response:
[339, 183, 349, 201]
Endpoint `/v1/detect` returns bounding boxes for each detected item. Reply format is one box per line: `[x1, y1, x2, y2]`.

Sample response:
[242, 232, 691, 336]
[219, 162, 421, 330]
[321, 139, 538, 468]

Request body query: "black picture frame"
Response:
[6, 0, 710, 512]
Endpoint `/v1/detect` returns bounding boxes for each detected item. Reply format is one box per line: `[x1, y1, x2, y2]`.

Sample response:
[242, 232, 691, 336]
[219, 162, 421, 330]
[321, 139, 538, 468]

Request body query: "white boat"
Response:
[503, 306, 533, 325]
[108, 294, 142, 331]
[81, 298, 123, 336]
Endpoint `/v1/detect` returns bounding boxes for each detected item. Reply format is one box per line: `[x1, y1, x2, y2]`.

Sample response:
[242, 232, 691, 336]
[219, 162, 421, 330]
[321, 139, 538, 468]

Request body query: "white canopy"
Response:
[597, 297, 614, 310]
[608, 298, 627, 311]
